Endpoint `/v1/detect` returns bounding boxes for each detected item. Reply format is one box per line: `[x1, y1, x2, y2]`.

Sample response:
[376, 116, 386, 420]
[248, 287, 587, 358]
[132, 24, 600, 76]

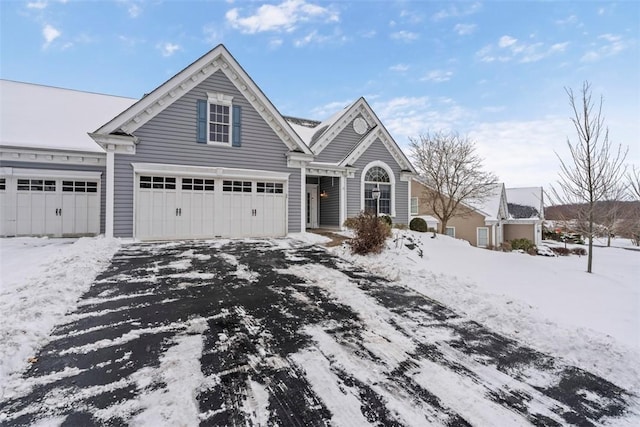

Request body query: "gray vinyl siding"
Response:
[319, 176, 340, 226]
[0, 161, 106, 233]
[112, 69, 301, 237]
[315, 115, 366, 163]
[346, 138, 409, 225]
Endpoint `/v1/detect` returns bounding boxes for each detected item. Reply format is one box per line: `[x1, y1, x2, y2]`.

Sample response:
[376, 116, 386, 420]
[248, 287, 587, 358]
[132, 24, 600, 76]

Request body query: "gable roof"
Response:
[469, 183, 507, 220]
[506, 187, 544, 219]
[285, 98, 415, 173]
[94, 44, 312, 155]
[0, 79, 137, 153]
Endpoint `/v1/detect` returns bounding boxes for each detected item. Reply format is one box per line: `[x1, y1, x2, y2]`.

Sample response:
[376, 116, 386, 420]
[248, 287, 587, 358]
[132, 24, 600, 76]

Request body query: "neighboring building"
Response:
[1, 45, 415, 240]
[0, 80, 136, 237]
[504, 187, 545, 246]
[411, 179, 544, 248]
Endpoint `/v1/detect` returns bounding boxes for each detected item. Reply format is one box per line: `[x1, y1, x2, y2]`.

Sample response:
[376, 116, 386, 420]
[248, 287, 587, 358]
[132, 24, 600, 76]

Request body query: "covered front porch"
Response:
[304, 164, 354, 231]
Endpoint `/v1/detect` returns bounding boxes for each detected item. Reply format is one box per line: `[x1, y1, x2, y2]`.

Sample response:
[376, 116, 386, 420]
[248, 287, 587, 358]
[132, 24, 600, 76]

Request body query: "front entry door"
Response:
[306, 184, 318, 228]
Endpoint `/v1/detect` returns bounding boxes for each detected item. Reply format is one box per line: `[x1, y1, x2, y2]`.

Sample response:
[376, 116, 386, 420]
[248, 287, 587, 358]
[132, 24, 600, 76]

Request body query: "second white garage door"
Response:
[135, 173, 287, 240]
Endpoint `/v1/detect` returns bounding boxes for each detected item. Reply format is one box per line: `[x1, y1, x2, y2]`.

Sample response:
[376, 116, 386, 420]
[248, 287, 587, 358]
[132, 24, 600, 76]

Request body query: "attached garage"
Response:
[133, 164, 287, 240]
[0, 168, 101, 237]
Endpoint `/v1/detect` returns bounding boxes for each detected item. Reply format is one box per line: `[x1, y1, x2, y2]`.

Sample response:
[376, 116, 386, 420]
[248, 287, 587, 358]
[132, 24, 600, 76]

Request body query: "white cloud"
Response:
[116, 0, 143, 18]
[389, 63, 409, 72]
[157, 42, 181, 57]
[468, 117, 572, 187]
[203, 24, 223, 45]
[498, 35, 517, 48]
[432, 2, 481, 20]
[420, 70, 453, 83]
[293, 28, 346, 47]
[269, 38, 283, 49]
[477, 35, 569, 63]
[555, 15, 578, 26]
[42, 24, 61, 49]
[454, 23, 476, 35]
[310, 100, 353, 119]
[390, 30, 418, 42]
[226, 0, 338, 34]
[27, 1, 48, 9]
[581, 34, 628, 62]
[372, 96, 471, 144]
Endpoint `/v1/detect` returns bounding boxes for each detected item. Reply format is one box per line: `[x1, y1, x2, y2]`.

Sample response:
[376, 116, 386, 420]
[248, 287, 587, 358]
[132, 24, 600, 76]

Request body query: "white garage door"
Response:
[0, 169, 101, 237]
[135, 174, 286, 240]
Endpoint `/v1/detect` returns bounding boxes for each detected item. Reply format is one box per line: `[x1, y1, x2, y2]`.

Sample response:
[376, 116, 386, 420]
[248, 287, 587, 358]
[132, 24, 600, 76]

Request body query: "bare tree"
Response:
[409, 132, 498, 234]
[549, 81, 628, 272]
[625, 166, 640, 246]
[628, 165, 640, 200]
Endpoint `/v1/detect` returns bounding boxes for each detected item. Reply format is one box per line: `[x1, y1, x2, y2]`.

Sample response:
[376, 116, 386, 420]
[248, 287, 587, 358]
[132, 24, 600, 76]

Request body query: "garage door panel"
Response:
[135, 173, 286, 240]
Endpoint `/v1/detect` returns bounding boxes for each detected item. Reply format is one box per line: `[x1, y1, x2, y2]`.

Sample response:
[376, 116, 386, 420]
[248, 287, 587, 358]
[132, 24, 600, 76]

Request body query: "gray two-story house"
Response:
[1, 44, 414, 240]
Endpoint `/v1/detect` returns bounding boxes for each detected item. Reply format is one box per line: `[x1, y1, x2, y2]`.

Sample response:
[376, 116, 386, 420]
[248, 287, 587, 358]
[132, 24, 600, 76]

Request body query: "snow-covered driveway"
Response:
[0, 240, 636, 426]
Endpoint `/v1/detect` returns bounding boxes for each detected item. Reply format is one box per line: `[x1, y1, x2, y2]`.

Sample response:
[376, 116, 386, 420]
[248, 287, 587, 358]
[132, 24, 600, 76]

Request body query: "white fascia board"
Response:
[95, 45, 311, 156]
[335, 101, 415, 173]
[88, 133, 137, 154]
[0, 145, 105, 166]
[286, 151, 315, 168]
[312, 98, 374, 156]
[306, 162, 356, 178]
[0, 167, 102, 179]
[131, 163, 290, 181]
[400, 171, 414, 182]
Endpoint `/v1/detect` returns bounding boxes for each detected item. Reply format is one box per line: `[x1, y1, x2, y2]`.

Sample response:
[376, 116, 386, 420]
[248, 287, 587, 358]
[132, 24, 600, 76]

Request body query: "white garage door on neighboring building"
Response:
[133, 164, 288, 240]
[0, 168, 101, 237]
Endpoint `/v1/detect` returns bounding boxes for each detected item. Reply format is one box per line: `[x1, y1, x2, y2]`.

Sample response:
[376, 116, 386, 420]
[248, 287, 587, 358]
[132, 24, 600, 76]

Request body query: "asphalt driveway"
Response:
[0, 240, 636, 426]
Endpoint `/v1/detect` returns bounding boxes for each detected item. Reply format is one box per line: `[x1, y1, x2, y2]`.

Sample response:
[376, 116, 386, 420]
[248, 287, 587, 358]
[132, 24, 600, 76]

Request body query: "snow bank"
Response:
[0, 237, 122, 397]
[330, 230, 640, 392]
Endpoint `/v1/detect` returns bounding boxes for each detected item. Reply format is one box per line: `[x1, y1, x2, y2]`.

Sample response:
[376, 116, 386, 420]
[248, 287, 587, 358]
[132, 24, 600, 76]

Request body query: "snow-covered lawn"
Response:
[332, 231, 640, 393]
[0, 236, 122, 393]
[0, 232, 638, 425]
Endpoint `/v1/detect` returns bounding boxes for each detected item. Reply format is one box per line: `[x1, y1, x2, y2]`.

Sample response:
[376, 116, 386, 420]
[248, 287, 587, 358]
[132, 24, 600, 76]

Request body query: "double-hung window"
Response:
[197, 93, 241, 146]
[207, 92, 233, 144]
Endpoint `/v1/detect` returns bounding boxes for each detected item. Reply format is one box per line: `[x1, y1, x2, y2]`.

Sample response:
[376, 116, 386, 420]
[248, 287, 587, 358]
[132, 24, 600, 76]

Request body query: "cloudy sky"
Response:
[1, 0, 638, 188]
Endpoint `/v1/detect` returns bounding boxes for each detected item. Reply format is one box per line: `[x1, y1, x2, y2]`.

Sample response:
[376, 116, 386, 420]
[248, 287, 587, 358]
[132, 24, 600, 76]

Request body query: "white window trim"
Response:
[477, 227, 489, 247]
[360, 160, 396, 217]
[446, 226, 455, 238]
[410, 197, 419, 215]
[206, 92, 234, 146]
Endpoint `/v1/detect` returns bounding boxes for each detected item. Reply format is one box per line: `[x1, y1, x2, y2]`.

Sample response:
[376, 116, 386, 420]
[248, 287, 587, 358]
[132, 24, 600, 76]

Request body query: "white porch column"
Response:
[492, 224, 496, 247]
[300, 166, 306, 233]
[105, 145, 115, 238]
[340, 174, 347, 229]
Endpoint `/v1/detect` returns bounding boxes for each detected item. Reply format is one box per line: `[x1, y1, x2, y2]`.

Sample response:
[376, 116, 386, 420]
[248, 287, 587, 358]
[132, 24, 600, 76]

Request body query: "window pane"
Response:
[0, 178, 5, 190]
[17, 179, 29, 191]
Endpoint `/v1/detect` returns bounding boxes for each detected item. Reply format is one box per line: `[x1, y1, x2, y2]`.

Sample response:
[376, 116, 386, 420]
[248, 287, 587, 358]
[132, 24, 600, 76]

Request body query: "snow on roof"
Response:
[0, 80, 137, 153]
[506, 187, 543, 209]
[284, 100, 356, 146]
[472, 183, 505, 220]
[506, 187, 543, 219]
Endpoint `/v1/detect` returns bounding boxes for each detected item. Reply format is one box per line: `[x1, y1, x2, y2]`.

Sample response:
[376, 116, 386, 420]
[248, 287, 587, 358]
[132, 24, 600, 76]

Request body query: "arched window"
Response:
[362, 163, 394, 215]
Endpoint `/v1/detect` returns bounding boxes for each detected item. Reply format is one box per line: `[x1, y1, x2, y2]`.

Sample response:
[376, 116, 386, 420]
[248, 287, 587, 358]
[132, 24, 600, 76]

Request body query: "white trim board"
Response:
[131, 163, 290, 181]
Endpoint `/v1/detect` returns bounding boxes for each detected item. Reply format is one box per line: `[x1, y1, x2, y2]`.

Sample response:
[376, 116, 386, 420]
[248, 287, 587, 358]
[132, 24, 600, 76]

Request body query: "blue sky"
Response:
[1, 0, 638, 189]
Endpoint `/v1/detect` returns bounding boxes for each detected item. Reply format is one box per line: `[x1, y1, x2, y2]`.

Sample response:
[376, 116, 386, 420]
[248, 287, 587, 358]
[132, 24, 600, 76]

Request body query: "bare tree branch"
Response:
[549, 81, 628, 272]
[409, 132, 498, 233]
